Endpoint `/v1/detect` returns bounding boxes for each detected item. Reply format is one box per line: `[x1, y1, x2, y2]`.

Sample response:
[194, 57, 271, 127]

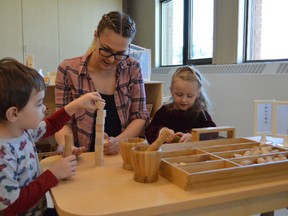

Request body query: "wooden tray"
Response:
[159, 138, 288, 190]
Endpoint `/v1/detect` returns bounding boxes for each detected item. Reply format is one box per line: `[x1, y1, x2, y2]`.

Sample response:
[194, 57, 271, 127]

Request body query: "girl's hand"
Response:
[176, 132, 192, 143]
[159, 127, 175, 143]
[49, 155, 77, 180]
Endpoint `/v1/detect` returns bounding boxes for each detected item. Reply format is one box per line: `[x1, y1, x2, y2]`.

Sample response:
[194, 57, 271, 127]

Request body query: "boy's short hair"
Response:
[0, 57, 45, 120]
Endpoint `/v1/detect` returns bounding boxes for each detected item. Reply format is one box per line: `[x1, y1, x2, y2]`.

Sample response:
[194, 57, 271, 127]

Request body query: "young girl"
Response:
[145, 65, 217, 144]
[0, 58, 102, 215]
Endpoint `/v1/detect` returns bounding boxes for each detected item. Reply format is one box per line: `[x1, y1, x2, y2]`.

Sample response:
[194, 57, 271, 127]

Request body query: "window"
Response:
[246, 0, 288, 61]
[160, 0, 214, 66]
[160, 0, 288, 66]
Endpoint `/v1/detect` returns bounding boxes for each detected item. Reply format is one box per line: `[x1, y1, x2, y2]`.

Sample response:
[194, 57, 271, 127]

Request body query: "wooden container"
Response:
[159, 138, 288, 190]
[130, 145, 162, 183]
[191, 126, 235, 141]
[120, 138, 147, 171]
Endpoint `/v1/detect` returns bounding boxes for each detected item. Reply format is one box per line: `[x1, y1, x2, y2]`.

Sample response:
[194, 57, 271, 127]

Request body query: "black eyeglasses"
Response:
[98, 47, 129, 61]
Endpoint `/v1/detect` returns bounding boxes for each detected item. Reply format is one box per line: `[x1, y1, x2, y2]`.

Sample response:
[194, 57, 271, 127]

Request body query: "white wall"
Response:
[0, 0, 122, 73]
[123, 0, 158, 66]
[151, 65, 288, 137]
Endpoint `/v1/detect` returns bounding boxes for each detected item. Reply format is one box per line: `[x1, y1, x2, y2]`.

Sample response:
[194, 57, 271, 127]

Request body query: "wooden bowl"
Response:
[120, 138, 147, 171]
[130, 145, 162, 183]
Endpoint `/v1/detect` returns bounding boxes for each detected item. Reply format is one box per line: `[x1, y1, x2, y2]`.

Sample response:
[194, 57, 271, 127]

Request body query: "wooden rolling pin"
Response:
[146, 128, 172, 151]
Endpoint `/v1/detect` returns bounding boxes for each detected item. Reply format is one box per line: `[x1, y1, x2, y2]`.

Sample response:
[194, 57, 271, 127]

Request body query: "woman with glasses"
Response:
[54, 11, 149, 156]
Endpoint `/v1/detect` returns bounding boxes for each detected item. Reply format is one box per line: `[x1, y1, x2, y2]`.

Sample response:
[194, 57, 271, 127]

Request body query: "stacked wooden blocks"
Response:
[95, 101, 106, 166]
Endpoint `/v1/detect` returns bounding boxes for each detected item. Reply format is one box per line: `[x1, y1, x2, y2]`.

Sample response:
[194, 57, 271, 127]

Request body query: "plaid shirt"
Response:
[55, 54, 149, 150]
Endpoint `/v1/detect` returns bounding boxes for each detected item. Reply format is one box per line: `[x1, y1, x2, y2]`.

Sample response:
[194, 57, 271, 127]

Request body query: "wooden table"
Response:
[40, 143, 288, 216]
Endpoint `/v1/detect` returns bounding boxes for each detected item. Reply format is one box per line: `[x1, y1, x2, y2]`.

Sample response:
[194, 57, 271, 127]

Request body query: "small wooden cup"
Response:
[130, 144, 162, 183]
[120, 138, 147, 171]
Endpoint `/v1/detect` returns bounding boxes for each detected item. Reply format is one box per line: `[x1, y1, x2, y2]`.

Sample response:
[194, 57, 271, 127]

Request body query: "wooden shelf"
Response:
[143, 81, 163, 117]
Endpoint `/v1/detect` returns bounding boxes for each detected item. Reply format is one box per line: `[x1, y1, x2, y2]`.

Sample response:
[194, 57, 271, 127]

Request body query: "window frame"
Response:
[160, 0, 213, 67]
[244, 0, 288, 63]
[159, 0, 288, 67]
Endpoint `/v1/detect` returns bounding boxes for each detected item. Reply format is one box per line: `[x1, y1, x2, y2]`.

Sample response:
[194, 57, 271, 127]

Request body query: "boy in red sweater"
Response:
[0, 58, 103, 215]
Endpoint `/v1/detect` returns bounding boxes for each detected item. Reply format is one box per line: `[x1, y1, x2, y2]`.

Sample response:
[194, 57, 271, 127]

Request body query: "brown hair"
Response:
[97, 11, 136, 39]
[0, 58, 45, 120]
[86, 11, 136, 55]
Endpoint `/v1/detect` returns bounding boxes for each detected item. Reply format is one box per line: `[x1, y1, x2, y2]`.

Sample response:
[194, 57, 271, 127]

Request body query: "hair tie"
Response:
[195, 71, 201, 81]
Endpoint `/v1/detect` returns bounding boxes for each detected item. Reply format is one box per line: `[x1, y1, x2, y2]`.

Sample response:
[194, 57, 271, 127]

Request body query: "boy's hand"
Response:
[76, 92, 105, 111]
[64, 92, 105, 116]
[49, 155, 77, 180]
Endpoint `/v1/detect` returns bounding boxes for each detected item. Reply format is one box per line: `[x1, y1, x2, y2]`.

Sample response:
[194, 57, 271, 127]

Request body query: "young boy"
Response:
[0, 58, 102, 215]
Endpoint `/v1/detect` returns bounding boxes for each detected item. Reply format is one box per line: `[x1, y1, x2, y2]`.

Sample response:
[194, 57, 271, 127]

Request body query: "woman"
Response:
[55, 11, 149, 155]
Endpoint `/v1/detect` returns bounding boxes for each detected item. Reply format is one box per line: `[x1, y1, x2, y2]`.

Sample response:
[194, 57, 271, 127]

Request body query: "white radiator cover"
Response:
[151, 62, 288, 137]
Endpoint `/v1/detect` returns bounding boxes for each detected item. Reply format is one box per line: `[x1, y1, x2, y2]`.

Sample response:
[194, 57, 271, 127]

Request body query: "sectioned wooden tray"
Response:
[159, 137, 288, 190]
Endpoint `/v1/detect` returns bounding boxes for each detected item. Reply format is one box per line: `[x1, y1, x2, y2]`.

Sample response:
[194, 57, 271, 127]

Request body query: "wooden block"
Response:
[96, 118, 105, 124]
[95, 137, 104, 145]
[95, 132, 104, 140]
[95, 144, 104, 165]
[95, 130, 104, 166]
[95, 106, 105, 166]
[64, 134, 73, 157]
[96, 101, 106, 110]
[95, 124, 104, 132]
[96, 109, 106, 118]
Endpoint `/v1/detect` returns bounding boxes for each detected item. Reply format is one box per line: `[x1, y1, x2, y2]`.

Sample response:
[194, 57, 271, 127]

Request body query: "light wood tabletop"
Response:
[40, 147, 288, 216]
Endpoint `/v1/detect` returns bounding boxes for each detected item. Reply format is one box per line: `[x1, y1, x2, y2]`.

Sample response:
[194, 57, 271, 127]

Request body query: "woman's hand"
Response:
[71, 146, 86, 156]
[104, 136, 119, 155]
[56, 145, 86, 157]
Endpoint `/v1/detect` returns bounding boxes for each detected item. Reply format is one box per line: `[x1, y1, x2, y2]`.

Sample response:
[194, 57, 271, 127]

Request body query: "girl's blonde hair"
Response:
[169, 65, 211, 112]
[86, 11, 136, 56]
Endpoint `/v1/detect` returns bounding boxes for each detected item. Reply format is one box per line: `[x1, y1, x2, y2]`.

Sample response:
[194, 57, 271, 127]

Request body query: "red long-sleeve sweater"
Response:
[1, 107, 70, 215]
